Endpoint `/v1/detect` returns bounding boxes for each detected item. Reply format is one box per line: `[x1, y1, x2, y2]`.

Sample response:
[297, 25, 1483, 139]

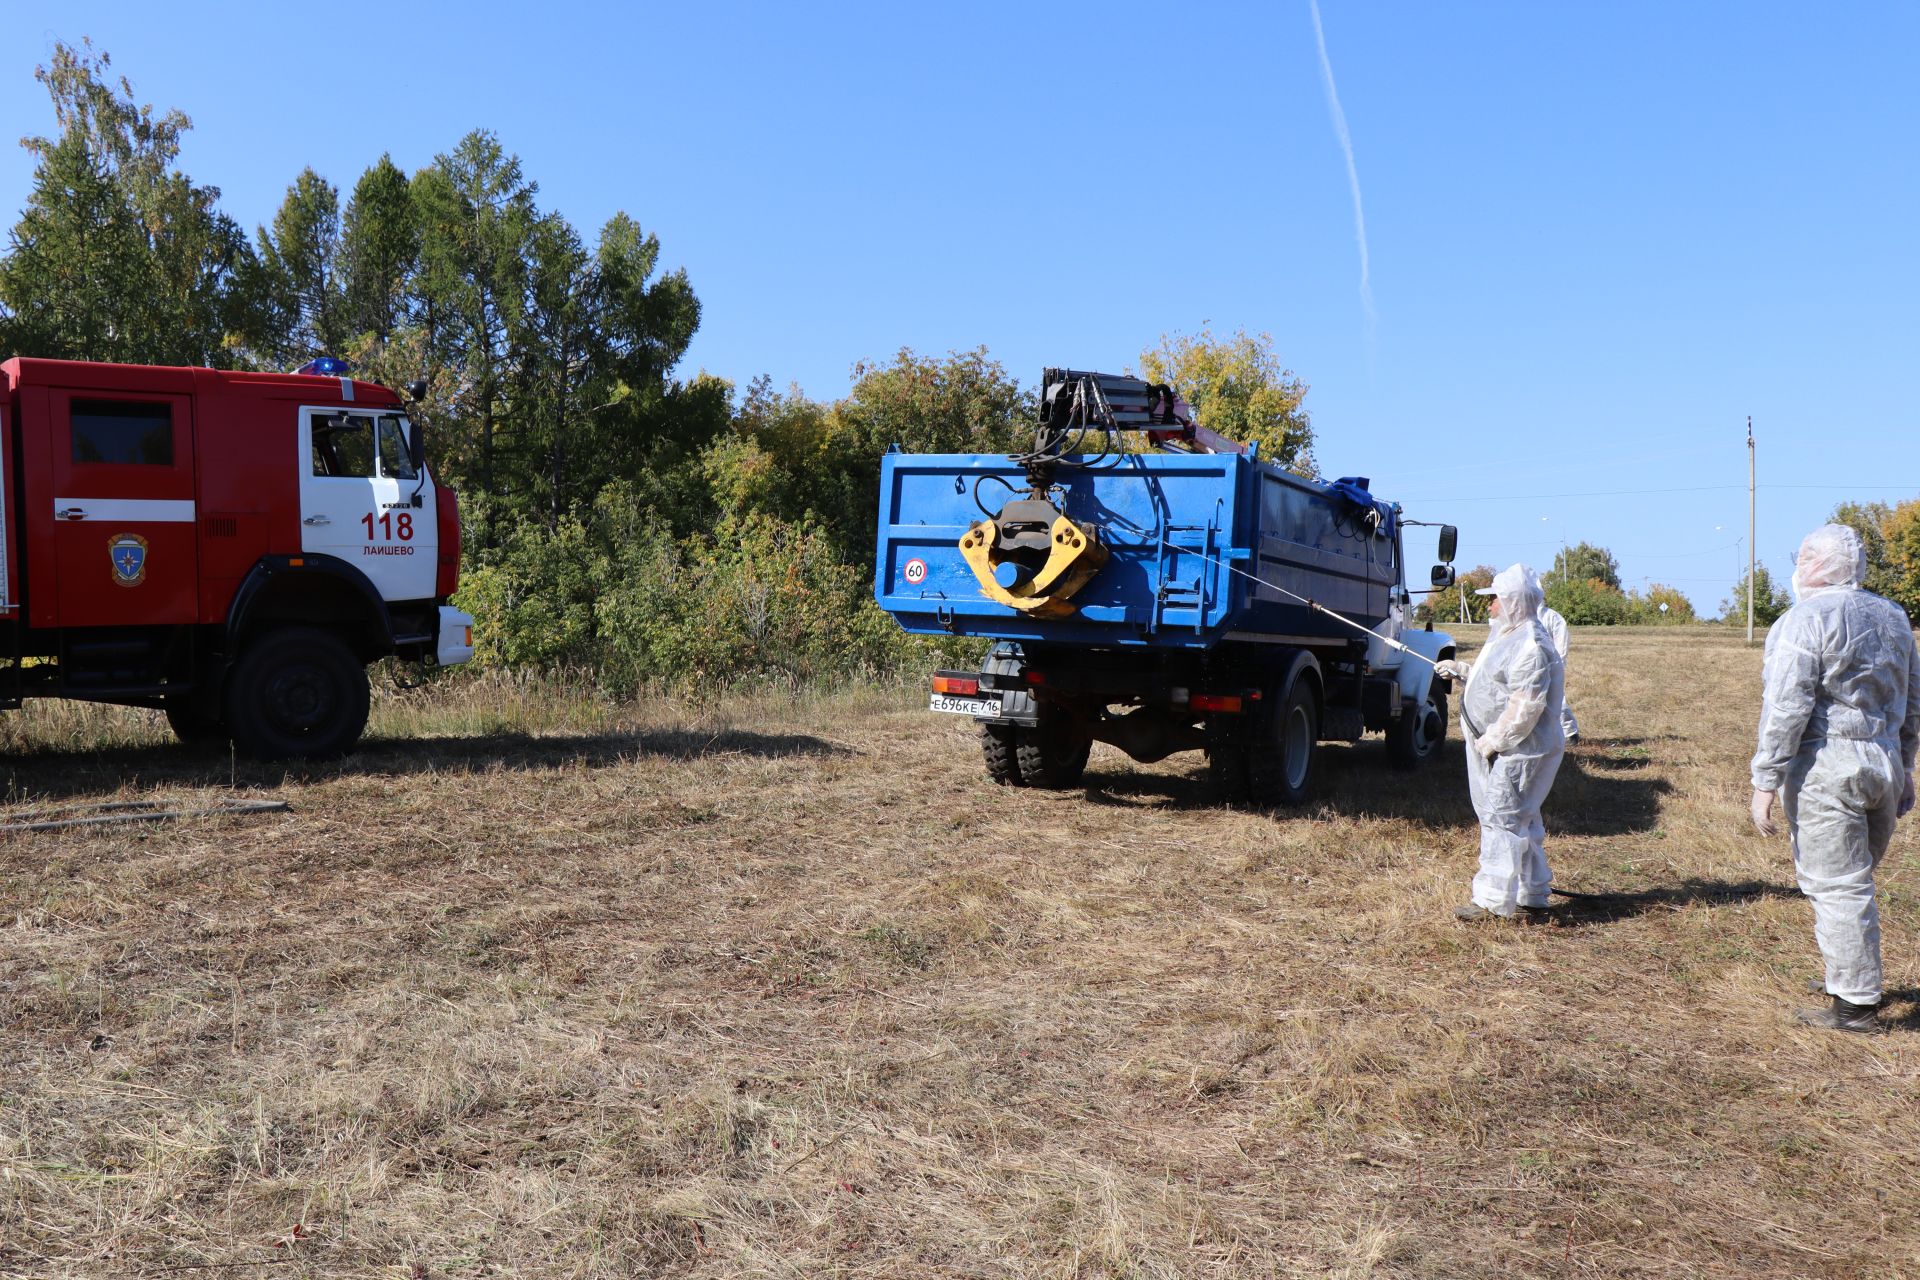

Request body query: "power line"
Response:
[1407, 482, 1919, 504]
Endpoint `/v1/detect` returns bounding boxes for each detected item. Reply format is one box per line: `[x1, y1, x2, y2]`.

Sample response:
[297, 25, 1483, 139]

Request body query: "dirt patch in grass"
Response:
[3, 631, 1919, 1276]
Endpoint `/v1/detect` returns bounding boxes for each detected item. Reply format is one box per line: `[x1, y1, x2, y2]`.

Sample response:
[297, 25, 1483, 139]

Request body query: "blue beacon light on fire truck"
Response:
[295, 356, 351, 376]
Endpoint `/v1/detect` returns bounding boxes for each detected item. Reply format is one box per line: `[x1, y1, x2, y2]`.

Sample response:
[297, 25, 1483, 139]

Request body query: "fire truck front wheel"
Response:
[226, 626, 371, 761]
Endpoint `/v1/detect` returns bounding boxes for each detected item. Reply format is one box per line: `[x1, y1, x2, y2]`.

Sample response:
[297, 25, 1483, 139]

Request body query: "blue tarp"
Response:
[1329, 476, 1398, 539]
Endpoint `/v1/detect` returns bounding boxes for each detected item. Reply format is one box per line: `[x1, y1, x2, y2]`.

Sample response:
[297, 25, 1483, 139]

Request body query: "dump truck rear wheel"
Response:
[980, 722, 1023, 786]
[1016, 710, 1091, 789]
[1386, 687, 1448, 768]
[1250, 676, 1318, 806]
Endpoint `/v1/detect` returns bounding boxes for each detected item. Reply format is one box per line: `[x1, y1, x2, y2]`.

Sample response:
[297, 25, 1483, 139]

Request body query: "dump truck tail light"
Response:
[1191, 694, 1244, 714]
[931, 675, 980, 696]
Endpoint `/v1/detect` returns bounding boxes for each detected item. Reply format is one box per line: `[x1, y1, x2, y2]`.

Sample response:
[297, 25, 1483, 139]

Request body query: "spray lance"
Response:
[1158, 536, 1442, 669]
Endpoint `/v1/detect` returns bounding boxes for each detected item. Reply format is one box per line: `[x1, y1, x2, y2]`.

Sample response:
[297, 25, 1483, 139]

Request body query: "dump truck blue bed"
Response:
[874, 450, 1401, 649]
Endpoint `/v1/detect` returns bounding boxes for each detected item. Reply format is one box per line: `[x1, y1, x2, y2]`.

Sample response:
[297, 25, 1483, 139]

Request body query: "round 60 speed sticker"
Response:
[902, 557, 928, 585]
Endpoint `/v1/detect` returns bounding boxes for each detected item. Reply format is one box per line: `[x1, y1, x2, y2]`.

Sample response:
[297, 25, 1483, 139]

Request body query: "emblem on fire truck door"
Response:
[108, 533, 149, 587]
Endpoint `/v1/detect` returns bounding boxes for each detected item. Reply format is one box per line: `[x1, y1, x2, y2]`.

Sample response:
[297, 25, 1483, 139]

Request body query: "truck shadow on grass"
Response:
[1543, 876, 1800, 928]
[1326, 745, 1675, 836]
[0, 727, 851, 801]
[1092, 737, 1680, 835]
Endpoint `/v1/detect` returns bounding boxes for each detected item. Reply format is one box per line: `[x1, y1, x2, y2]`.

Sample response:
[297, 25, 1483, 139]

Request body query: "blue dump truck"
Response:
[873, 368, 1461, 803]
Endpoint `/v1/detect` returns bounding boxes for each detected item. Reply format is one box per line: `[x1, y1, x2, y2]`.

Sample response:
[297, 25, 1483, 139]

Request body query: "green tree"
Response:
[582, 211, 709, 509]
[340, 154, 418, 340]
[1630, 583, 1696, 623]
[1545, 541, 1621, 592]
[412, 130, 537, 546]
[1827, 498, 1904, 602]
[1417, 564, 1495, 624]
[1720, 563, 1792, 627]
[1545, 575, 1630, 625]
[255, 167, 347, 366]
[0, 39, 253, 365]
[1877, 500, 1920, 621]
[710, 348, 1030, 564]
[1136, 328, 1314, 474]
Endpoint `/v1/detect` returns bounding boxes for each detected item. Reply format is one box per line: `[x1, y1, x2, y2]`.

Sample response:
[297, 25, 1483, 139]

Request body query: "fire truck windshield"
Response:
[376, 414, 417, 480]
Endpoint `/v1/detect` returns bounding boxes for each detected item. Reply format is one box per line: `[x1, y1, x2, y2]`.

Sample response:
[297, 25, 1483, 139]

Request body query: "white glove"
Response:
[1434, 659, 1471, 682]
[1750, 789, 1778, 836]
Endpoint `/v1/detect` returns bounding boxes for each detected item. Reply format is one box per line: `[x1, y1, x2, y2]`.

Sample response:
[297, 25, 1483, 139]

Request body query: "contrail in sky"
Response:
[1308, 0, 1374, 330]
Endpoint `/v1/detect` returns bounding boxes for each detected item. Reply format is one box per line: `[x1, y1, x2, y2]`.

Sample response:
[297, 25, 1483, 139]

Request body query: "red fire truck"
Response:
[0, 357, 475, 759]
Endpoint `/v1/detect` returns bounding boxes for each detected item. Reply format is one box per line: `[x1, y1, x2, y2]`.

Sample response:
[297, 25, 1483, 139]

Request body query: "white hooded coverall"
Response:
[1752, 525, 1920, 1006]
[1539, 605, 1580, 741]
[1457, 566, 1568, 913]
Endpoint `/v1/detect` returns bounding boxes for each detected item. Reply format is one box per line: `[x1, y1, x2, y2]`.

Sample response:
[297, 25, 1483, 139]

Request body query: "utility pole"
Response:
[1747, 416, 1756, 645]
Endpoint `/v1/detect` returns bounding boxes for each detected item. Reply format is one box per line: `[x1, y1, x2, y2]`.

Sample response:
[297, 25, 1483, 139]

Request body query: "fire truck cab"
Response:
[0, 357, 474, 759]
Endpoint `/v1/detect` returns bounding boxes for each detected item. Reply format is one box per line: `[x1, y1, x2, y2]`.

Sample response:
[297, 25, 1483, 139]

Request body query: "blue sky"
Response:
[3, 1, 1915, 610]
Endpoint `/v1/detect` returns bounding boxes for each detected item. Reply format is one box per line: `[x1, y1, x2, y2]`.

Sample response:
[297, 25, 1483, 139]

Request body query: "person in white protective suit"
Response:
[1749, 523, 1920, 1033]
[1433, 564, 1567, 923]
[1537, 604, 1581, 743]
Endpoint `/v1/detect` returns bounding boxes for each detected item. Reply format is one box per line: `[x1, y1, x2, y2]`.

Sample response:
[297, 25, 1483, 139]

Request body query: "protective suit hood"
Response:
[1792, 524, 1866, 599]
[1476, 563, 1545, 631]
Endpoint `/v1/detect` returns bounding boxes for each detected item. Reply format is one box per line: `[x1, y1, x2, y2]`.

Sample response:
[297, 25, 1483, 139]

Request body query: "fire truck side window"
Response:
[376, 415, 417, 480]
[312, 415, 377, 477]
[71, 400, 173, 466]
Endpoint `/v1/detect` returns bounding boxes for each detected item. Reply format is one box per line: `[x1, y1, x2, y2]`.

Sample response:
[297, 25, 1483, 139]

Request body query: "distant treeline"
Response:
[1421, 510, 1920, 630]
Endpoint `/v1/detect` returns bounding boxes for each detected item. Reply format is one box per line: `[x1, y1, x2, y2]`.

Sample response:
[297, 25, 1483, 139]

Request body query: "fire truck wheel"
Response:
[226, 627, 370, 760]
[164, 701, 229, 749]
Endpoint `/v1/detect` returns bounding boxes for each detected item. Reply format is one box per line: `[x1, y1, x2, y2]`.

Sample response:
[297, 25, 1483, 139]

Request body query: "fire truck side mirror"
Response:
[406, 378, 428, 402]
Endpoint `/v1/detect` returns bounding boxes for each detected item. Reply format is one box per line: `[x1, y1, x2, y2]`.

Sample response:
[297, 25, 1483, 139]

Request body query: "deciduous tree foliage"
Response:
[1545, 542, 1621, 592]
[1721, 563, 1792, 628]
[1829, 499, 1920, 621]
[1136, 329, 1315, 475]
[1418, 565, 1496, 624]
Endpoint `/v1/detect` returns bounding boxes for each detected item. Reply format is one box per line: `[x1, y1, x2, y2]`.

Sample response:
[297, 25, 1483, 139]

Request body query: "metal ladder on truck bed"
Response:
[1150, 519, 1220, 635]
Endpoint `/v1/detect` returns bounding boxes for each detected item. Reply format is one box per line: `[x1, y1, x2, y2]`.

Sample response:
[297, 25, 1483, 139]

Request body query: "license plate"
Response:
[929, 693, 999, 717]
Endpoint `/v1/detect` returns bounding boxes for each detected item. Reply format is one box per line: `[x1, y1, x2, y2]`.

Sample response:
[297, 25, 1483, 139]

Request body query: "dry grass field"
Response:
[4, 626, 1920, 1278]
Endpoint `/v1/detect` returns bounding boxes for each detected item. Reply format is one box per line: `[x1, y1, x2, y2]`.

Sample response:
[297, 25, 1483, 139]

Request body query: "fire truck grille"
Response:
[207, 517, 238, 538]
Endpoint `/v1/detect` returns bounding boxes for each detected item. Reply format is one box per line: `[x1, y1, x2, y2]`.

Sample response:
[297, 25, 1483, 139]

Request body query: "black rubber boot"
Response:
[1793, 995, 1882, 1034]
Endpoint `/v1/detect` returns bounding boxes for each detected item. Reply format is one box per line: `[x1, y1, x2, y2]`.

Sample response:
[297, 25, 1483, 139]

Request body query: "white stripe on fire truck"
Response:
[53, 498, 197, 523]
[340, 377, 354, 402]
